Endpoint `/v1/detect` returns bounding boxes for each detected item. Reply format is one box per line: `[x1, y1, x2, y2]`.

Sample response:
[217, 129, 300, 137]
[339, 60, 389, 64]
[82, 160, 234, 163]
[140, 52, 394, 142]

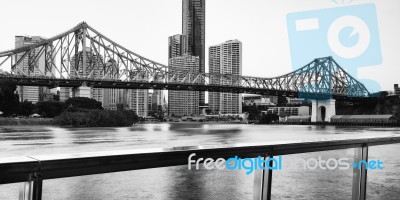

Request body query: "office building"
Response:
[169, 34, 188, 60]
[148, 90, 165, 116]
[263, 106, 311, 117]
[242, 95, 278, 106]
[59, 87, 70, 102]
[128, 89, 148, 117]
[14, 36, 55, 103]
[183, 0, 205, 106]
[68, 48, 105, 104]
[208, 40, 242, 114]
[168, 54, 200, 117]
[168, 34, 200, 116]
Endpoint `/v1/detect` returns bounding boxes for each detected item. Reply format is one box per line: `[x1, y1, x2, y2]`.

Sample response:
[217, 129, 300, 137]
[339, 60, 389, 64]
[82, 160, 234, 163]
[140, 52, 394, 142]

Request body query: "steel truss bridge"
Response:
[0, 22, 370, 100]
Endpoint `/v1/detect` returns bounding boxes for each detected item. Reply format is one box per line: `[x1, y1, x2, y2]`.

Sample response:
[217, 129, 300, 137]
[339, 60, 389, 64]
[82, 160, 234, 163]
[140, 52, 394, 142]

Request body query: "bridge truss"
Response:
[0, 22, 370, 99]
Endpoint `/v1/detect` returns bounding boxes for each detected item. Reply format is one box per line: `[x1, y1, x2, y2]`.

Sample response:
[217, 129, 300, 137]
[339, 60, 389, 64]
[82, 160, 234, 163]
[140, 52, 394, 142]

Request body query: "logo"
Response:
[188, 153, 383, 175]
[286, 3, 382, 93]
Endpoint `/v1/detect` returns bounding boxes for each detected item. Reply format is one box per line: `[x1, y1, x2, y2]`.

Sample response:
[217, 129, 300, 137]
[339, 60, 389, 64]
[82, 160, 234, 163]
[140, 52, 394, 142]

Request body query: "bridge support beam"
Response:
[311, 99, 336, 122]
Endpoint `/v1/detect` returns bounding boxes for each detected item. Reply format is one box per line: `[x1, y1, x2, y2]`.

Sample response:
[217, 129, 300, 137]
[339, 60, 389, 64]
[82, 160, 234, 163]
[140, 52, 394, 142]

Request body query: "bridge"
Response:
[0, 22, 371, 122]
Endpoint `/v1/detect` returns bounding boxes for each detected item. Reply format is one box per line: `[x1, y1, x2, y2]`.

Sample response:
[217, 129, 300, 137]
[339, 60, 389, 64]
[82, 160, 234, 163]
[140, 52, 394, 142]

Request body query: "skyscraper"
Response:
[68, 48, 105, 104]
[168, 54, 200, 117]
[168, 34, 200, 117]
[14, 36, 55, 103]
[208, 40, 243, 114]
[128, 89, 148, 117]
[182, 0, 205, 106]
[169, 34, 188, 60]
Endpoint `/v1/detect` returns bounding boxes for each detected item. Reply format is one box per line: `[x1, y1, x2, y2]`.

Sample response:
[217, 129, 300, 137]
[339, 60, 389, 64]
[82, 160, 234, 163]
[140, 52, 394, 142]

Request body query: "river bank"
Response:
[0, 118, 54, 126]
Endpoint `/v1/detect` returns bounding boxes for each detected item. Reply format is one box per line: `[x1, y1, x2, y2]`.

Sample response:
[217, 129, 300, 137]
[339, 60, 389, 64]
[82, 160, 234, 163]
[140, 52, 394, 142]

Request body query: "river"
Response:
[1, 123, 400, 199]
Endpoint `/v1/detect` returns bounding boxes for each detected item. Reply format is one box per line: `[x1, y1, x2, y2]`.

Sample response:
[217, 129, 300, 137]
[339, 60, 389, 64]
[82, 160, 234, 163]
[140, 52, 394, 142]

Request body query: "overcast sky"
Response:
[0, 0, 399, 92]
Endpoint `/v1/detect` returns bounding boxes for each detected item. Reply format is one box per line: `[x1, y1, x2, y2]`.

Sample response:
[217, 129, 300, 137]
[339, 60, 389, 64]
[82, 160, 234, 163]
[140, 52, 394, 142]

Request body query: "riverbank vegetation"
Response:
[0, 78, 140, 127]
[54, 109, 139, 127]
[0, 118, 53, 126]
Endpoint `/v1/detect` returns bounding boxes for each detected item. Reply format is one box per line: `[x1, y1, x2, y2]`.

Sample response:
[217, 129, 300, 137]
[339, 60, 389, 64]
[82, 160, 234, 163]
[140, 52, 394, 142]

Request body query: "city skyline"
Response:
[0, 0, 399, 92]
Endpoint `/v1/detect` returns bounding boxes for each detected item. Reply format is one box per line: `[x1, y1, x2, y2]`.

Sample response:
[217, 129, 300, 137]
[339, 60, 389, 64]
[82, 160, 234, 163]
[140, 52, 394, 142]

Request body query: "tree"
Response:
[35, 101, 65, 118]
[116, 103, 127, 111]
[65, 97, 103, 111]
[19, 100, 35, 117]
[53, 94, 60, 101]
[205, 108, 212, 115]
[259, 112, 279, 124]
[0, 79, 19, 117]
[242, 105, 262, 120]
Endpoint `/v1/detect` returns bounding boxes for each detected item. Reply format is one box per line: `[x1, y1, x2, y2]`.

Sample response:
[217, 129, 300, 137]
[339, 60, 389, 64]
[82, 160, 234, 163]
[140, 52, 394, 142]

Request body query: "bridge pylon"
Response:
[71, 82, 91, 98]
[311, 99, 336, 122]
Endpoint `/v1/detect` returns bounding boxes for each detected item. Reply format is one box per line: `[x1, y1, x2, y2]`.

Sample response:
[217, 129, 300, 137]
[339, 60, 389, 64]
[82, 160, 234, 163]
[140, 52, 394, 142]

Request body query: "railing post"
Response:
[253, 154, 273, 200]
[19, 173, 43, 200]
[352, 145, 368, 200]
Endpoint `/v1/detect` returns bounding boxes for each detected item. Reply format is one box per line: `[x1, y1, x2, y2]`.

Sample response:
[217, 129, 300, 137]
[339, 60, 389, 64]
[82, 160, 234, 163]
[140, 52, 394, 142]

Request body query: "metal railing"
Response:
[1, 135, 400, 200]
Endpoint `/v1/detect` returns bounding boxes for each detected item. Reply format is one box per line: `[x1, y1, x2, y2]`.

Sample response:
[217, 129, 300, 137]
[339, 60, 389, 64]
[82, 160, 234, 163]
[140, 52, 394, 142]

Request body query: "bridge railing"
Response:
[1, 135, 400, 200]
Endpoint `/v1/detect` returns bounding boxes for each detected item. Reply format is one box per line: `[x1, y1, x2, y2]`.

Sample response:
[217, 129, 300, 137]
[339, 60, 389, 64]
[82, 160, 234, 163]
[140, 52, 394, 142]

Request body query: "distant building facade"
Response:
[168, 55, 200, 117]
[14, 36, 56, 103]
[286, 98, 305, 105]
[242, 95, 278, 106]
[183, 0, 205, 106]
[208, 40, 243, 114]
[169, 34, 188, 60]
[395, 84, 400, 95]
[168, 34, 200, 117]
[69, 48, 104, 103]
[128, 89, 148, 117]
[65, 49, 148, 113]
[264, 106, 310, 117]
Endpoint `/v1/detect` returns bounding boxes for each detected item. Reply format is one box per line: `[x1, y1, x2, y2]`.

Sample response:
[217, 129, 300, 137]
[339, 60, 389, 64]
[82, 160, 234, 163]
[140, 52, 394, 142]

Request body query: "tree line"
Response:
[0, 79, 139, 127]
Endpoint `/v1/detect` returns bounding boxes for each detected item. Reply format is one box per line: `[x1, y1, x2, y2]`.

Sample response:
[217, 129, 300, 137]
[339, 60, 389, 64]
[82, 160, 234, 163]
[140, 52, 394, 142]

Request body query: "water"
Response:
[1, 123, 400, 199]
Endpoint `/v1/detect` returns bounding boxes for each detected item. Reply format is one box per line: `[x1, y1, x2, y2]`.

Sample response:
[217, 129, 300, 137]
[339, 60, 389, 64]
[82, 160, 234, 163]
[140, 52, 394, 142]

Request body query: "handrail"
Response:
[1, 135, 400, 184]
[1, 135, 400, 200]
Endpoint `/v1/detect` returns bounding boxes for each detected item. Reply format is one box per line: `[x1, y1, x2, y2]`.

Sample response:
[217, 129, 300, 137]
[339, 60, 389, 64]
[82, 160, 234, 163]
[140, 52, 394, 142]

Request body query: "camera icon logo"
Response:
[286, 3, 382, 75]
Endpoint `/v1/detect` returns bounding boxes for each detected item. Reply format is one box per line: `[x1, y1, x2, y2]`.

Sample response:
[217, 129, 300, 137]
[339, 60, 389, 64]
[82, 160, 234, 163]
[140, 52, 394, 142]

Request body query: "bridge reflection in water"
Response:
[1, 135, 400, 200]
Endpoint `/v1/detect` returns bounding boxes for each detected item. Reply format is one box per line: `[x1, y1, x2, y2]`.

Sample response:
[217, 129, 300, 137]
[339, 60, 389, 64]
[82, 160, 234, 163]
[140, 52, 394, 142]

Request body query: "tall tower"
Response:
[14, 36, 55, 103]
[68, 48, 105, 104]
[167, 34, 200, 117]
[182, 0, 205, 106]
[168, 54, 200, 117]
[169, 34, 188, 60]
[208, 40, 243, 114]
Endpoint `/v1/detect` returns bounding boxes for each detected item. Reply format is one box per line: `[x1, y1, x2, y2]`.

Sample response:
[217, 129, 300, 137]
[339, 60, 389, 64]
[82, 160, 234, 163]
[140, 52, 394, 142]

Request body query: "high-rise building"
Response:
[59, 87, 70, 102]
[63, 48, 149, 114]
[169, 34, 188, 60]
[14, 36, 55, 103]
[168, 54, 200, 117]
[148, 90, 164, 116]
[208, 40, 243, 114]
[168, 34, 200, 116]
[68, 48, 105, 104]
[182, 0, 205, 106]
[128, 89, 148, 117]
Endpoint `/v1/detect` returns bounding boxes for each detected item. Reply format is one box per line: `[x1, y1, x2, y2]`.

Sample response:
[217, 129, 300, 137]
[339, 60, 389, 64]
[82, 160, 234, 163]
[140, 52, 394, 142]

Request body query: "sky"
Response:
[0, 0, 399, 92]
